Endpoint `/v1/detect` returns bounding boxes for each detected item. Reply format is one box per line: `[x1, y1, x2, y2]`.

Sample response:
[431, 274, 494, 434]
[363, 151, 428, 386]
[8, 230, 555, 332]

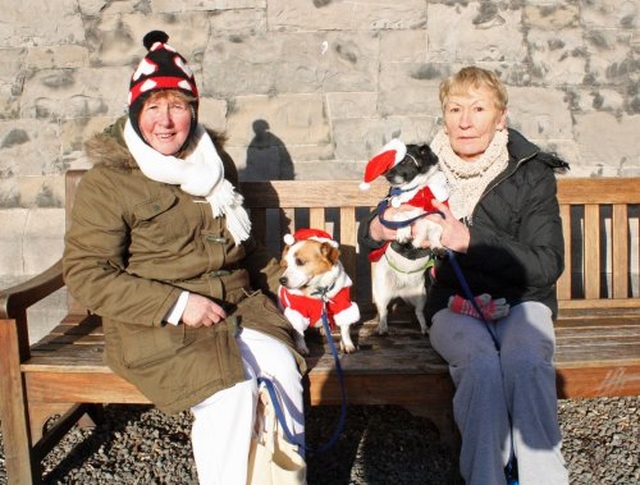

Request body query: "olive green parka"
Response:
[63, 117, 305, 414]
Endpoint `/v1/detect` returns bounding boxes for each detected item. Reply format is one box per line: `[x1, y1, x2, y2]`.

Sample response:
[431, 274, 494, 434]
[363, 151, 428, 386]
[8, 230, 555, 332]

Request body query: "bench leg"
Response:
[0, 318, 41, 484]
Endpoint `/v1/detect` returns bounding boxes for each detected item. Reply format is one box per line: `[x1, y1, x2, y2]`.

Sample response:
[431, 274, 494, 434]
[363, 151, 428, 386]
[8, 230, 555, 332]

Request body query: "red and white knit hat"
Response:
[359, 138, 407, 190]
[128, 30, 199, 143]
[283, 228, 339, 248]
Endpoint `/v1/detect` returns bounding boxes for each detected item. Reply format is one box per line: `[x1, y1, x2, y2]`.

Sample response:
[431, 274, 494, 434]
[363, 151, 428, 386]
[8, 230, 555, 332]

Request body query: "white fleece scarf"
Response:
[431, 128, 509, 221]
[124, 120, 251, 246]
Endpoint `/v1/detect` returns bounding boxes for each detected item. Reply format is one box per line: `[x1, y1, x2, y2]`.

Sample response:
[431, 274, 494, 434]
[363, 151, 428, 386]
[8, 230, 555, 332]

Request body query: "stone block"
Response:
[152, 0, 264, 12]
[268, 0, 426, 32]
[87, 13, 210, 67]
[0, 209, 27, 276]
[0, 0, 84, 46]
[378, 63, 442, 116]
[581, 0, 638, 29]
[225, 94, 331, 165]
[332, 116, 437, 162]
[78, 0, 112, 17]
[210, 8, 268, 34]
[507, 86, 574, 140]
[326, 92, 377, 119]
[203, 31, 378, 96]
[0, 48, 27, 120]
[427, 3, 527, 63]
[20, 67, 130, 120]
[0, 119, 61, 178]
[380, 30, 428, 63]
[523, 4, 580, 30]
[574, 112, 640, 174]
[583, 30, 637, 86]
[527, 29, 589, 85]
[17, 174, 65, 209]
[570, 87, 626, 113]
[23, 208, 65, 274]
[61, 116, 119, 159]
[25, 45, 89, 70]
[198, 97, 229, 133]
[0, 178, 19, 208]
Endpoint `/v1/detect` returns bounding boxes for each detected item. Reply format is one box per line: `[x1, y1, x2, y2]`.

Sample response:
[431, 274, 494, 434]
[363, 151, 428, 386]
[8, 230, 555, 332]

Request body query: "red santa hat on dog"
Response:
[283, 228, 339, 248]
[359, 138, 407, 190]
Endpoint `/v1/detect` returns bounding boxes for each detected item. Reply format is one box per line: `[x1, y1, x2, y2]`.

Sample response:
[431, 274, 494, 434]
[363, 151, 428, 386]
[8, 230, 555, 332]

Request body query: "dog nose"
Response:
[279, 276, 287, 286]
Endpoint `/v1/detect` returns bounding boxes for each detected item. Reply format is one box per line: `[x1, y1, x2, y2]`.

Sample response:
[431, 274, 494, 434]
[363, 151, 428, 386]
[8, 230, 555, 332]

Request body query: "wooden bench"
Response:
[2, 170, 640, 484]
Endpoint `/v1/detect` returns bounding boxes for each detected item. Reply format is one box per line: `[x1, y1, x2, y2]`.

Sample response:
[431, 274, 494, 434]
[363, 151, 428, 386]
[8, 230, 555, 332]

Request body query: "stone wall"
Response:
[1, 0, 639, 281]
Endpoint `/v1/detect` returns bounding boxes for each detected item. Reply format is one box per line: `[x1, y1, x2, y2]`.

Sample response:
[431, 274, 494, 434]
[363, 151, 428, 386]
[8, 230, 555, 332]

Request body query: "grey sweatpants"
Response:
[430, 301, 569, 485]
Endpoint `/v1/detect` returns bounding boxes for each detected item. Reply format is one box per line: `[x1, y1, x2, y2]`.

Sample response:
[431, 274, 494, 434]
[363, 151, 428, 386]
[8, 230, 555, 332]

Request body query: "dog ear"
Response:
[320, 242, 341, 264]
[280, 245, 290, 267]
[418, 143, 438, 163]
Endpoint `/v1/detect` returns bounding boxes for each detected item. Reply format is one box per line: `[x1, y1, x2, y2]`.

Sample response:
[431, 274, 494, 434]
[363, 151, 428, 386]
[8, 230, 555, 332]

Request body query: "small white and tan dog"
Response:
[278, 228, 361, 354]
[361, 139, 449, 335]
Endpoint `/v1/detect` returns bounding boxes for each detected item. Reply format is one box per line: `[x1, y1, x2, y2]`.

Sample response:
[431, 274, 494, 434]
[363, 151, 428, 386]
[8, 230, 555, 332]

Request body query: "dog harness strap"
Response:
[384, 252, 433, 274]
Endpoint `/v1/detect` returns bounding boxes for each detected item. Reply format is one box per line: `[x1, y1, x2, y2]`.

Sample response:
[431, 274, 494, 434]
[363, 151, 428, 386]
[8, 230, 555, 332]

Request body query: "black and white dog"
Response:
[360, 139, 449, 335]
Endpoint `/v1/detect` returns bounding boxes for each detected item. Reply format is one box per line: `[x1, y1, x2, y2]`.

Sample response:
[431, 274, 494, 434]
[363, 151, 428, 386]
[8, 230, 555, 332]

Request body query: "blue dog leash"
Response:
[257, 299, 347, 454]
[378, 198, 518, 483]
[447, 249, 518, 484]
[376, 192, 437, 230]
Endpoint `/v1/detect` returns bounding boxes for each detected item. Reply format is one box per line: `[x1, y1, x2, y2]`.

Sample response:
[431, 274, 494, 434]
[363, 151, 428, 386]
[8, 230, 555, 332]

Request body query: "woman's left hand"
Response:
[426, 199, 471, 253]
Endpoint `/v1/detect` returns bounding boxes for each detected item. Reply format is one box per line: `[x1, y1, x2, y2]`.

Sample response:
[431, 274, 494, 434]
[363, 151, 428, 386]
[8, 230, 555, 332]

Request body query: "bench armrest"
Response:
[0, 259, 65, 319]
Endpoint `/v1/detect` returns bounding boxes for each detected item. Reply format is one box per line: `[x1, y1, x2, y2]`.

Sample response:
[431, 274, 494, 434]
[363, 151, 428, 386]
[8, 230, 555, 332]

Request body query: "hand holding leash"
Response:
[448, 293, 510, 321]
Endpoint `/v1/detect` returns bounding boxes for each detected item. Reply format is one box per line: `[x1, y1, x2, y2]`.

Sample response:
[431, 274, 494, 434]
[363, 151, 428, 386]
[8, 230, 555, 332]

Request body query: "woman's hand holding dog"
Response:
[182, 293, 227, 327]
[370, 199, 470, 253]
[425, 199, 470, 253]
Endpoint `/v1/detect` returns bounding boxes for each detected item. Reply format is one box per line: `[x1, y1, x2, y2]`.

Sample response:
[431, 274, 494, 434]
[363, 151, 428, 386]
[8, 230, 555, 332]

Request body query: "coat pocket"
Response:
[118, 322, 191, 370]
[130, 192, 189, 247]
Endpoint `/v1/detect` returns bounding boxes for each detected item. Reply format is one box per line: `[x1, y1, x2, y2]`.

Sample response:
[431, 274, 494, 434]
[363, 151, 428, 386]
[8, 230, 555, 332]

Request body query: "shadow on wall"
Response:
[239, 119, 295, 181]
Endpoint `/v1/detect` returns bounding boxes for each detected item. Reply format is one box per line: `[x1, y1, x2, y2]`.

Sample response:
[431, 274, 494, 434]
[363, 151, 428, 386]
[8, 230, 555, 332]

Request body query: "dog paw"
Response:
[340, 341, 357, 354]
[430, 246, 447, 258]
[297, 345, 310, 356]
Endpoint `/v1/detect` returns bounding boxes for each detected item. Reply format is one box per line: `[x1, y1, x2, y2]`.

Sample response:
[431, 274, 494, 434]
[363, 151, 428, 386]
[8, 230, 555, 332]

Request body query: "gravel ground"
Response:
[0, 396, 638, 484]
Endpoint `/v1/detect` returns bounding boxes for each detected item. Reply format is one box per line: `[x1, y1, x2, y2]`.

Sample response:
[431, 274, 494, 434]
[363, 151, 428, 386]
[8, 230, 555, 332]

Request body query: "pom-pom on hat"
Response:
[359, 138, 407, 190]
[283, 228, 339, 248]
[128, 30, 199, 144]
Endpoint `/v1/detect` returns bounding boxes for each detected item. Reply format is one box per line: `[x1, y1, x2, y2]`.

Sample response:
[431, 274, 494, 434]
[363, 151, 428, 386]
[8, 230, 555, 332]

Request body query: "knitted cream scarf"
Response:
[431, 128, 510, 221]
[124, 120, 251, 246]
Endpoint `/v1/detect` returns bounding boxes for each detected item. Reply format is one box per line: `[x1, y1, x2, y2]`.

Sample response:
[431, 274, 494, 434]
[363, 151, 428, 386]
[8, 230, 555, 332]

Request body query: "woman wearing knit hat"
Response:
[63, 31, 306, 484]
[359, 66, 570, 485]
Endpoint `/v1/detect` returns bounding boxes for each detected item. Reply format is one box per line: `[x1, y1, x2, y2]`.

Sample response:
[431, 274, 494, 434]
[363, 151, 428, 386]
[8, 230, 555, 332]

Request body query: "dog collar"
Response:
[309, 282, 336, 301]
[384, 252, 434, 274]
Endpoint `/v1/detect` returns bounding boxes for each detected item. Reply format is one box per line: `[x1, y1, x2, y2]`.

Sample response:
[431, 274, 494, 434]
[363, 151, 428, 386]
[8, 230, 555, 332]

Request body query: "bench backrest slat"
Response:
[556, 178, 640, 309]
[612, 204, 629, 298]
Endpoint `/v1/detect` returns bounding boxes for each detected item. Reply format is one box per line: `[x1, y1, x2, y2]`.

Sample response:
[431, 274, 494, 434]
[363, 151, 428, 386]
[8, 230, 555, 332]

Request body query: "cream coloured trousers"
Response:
[190, 327, 304, 485]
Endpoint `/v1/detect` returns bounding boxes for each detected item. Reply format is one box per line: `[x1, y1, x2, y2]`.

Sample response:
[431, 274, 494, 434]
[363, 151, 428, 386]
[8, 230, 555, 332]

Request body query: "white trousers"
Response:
[430, 301, 569, 485]
[190, 327, 304, 485]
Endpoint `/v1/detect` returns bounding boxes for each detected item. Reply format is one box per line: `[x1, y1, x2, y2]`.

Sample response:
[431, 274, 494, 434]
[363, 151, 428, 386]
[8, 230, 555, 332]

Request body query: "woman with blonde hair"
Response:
[360, 66, 570, 484]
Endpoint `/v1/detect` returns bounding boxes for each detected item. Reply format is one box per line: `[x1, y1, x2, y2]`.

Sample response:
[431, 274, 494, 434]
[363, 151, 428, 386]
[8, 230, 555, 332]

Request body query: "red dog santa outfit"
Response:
[278, 229, 360, 334]
[360, 138, 449, 262]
